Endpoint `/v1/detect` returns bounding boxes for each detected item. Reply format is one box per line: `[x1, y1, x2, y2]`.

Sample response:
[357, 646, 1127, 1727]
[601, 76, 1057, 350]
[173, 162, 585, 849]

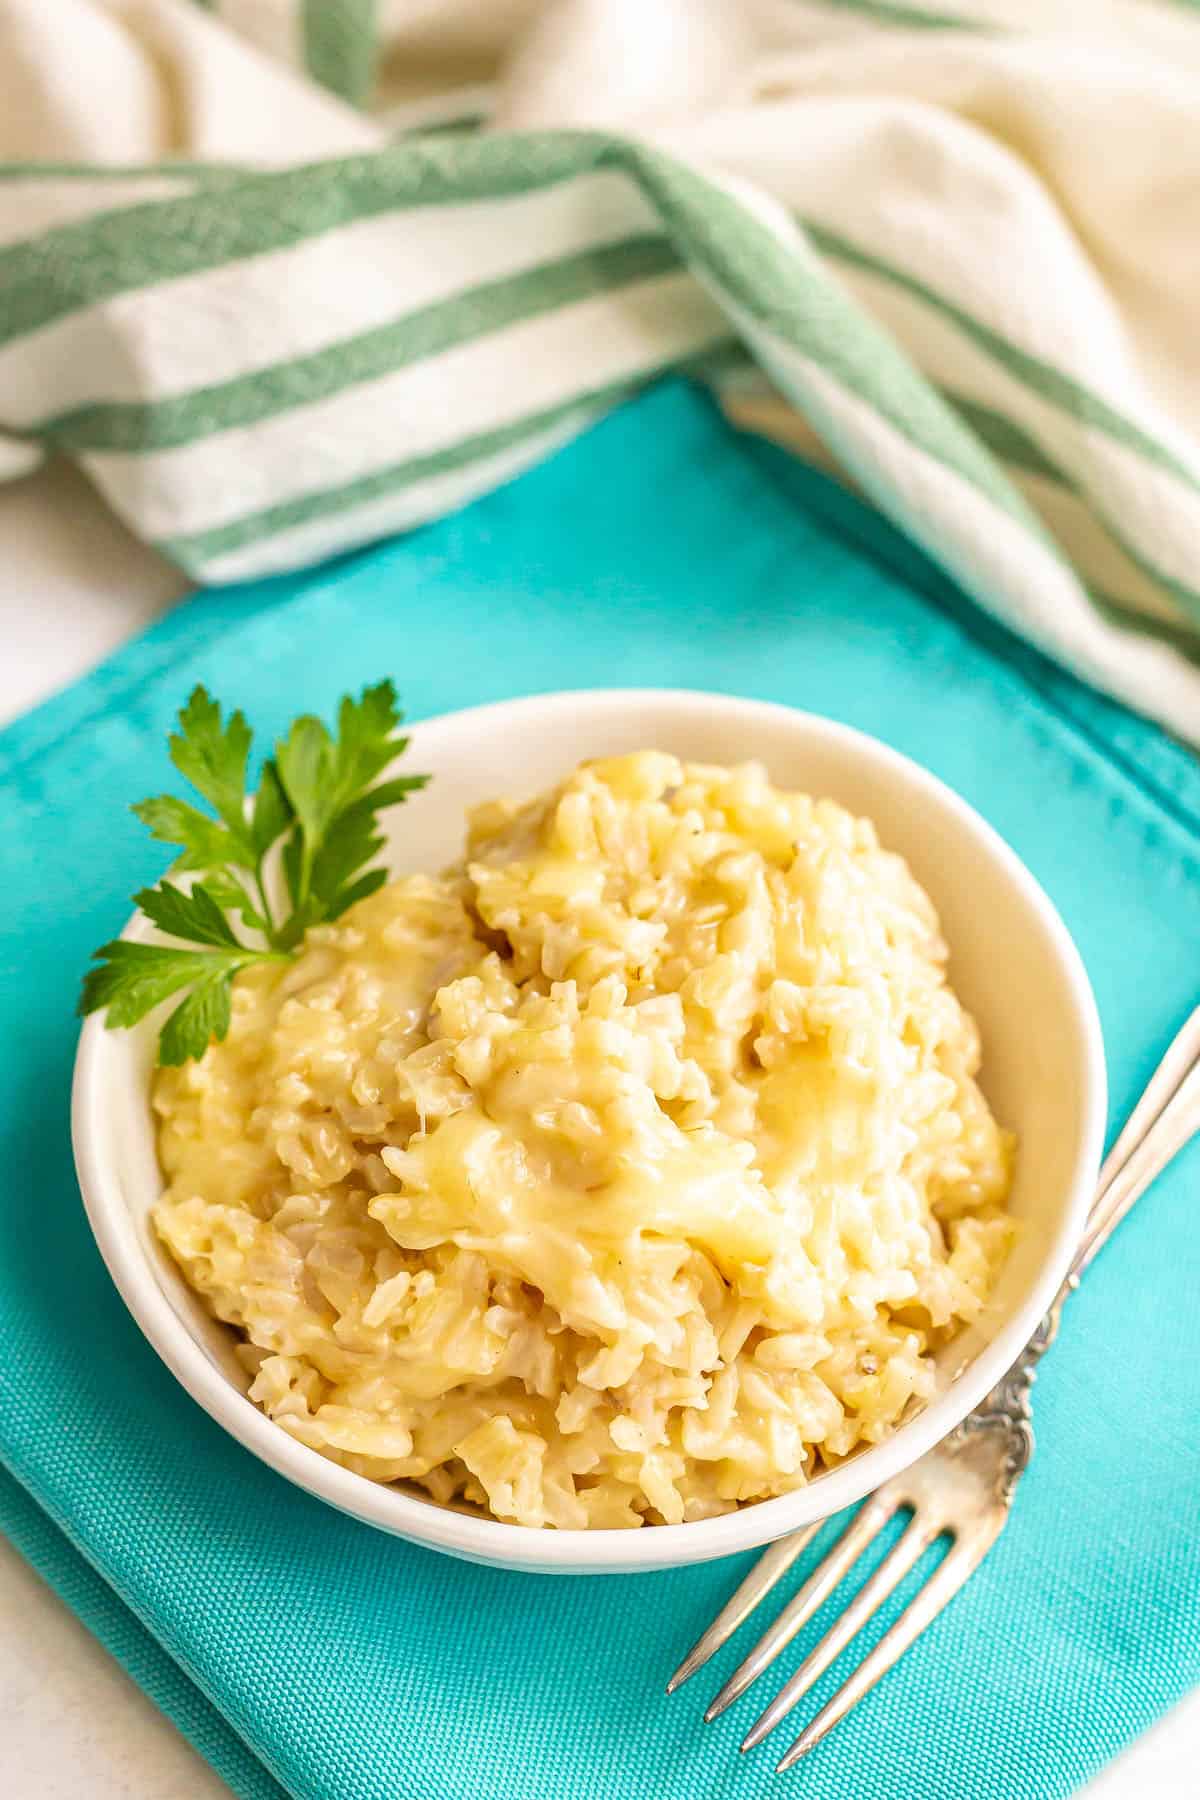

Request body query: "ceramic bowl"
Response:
[72, 690, 1106, 1573]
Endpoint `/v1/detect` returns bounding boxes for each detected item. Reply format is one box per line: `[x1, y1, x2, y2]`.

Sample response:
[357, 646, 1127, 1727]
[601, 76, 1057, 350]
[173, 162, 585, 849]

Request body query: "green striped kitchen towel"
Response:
[2, 0, 1200, 740]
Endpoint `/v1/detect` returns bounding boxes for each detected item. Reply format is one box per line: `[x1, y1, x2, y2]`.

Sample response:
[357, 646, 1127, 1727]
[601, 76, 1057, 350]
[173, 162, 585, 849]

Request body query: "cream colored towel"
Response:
[2, 0, 1199, 739]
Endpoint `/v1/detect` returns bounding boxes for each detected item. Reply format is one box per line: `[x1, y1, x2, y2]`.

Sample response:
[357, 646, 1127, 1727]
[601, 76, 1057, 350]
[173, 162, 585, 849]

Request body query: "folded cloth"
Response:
[2, 0, 1200, 739]
[1, 384, 1199, 1800]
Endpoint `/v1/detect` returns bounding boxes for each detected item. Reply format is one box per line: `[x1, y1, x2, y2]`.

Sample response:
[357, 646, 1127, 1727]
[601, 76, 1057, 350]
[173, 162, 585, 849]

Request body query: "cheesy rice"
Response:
[153, 752, 1014, 1529]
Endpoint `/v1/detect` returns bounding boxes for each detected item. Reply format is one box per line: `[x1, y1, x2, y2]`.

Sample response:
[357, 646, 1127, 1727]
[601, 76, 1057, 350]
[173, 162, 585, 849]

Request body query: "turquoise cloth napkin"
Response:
[2, 383, 1199, 1800]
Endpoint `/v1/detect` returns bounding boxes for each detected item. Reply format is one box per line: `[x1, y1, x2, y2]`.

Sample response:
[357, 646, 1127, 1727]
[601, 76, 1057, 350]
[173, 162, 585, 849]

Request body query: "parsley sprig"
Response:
[79, 682, 428, 1065]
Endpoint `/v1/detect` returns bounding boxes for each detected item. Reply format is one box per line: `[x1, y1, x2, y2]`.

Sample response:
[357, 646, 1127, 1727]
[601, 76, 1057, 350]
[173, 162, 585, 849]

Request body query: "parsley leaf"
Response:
[132, 882, 241, 948]
[78, 941, 262, 1031]
[131, 795, 242, 872]
[168, 688, 254, 846]
[274, 679, 429, 949]
[79, 682, 429, 1065]
[199, 869, 270, 937]
[250, 761, 291, 858]
[157, 965, 238, 1067]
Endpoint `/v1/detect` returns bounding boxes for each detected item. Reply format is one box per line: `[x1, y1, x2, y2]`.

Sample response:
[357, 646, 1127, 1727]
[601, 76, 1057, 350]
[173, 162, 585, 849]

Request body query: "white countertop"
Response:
[0, 460, 1194, 1800]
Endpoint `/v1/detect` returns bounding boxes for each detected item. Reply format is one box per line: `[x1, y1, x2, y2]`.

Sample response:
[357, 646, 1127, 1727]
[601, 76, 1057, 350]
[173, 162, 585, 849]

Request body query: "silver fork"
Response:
[668, 1005, 1200, 1772]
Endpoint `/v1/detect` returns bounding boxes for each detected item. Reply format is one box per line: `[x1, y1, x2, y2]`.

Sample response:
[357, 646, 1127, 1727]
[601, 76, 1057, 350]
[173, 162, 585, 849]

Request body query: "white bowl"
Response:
[72, 690, 1105, 1575]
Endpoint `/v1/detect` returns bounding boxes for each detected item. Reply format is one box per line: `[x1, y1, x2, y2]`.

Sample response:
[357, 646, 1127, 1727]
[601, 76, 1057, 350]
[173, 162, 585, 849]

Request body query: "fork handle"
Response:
[961, 1006, 1200, 1475]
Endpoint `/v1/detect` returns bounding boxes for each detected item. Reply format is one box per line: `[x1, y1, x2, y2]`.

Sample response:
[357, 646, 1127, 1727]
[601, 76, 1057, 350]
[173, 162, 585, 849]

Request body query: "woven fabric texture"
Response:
[0, 385, 1198, 1800]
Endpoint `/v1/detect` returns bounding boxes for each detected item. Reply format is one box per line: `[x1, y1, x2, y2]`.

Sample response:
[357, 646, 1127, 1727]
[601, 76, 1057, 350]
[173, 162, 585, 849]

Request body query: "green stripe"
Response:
[0, 134, 636, 350]
[38, 235, 682, 454]
[693, 342, 759, 384]
[947, 393, 1062, 484]
[0, 160, 254, 184]
[302, 0, 377, 107]
[1084, 520, 1200, 631]
[157, 340, 735, 568]
[625, 147, 1044, 537]
[806, 0, 984, 27]
[1087, 585, 1199, 661]
[804, 217, 1200, 500]
[943, 390, 1200, 627]
[399, 114, 488, 139]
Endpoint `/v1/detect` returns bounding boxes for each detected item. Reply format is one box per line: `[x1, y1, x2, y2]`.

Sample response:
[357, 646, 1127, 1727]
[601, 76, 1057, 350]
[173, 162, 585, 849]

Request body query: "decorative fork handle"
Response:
[954, 1007, 1200, 1491]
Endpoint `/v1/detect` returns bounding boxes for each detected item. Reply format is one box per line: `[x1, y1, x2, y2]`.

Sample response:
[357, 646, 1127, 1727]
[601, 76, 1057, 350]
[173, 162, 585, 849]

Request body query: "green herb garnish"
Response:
[79, 682, 428, 1066]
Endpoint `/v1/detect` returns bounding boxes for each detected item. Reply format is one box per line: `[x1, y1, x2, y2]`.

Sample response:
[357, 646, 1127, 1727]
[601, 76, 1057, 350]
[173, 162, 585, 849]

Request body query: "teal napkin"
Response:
[2, 384, 1198, 1800]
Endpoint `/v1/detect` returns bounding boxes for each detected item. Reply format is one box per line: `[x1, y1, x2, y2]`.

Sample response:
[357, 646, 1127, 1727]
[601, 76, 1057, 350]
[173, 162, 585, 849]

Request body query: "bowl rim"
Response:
[72, 687, 1107, 1572]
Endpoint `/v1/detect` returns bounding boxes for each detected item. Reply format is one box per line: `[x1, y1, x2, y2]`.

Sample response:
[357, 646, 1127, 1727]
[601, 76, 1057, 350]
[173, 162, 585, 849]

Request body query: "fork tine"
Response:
[704, 1495, 897, 1723]
[774, 1530, 998, 1772]
[666, 1526, 821, 1693]
[740, 1512, 938, 1753]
